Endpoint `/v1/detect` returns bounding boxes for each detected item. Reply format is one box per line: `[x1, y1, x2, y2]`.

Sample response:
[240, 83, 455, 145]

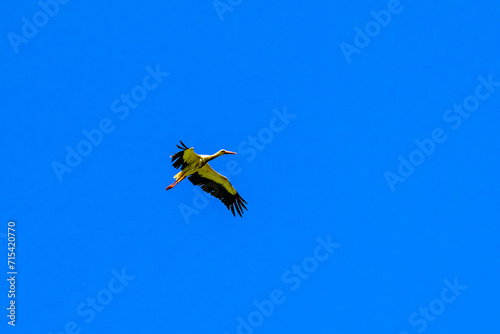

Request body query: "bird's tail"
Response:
[174, 170, 184, 180]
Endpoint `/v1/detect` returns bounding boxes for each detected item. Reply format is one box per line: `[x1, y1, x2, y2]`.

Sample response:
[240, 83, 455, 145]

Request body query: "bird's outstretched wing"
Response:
[170, 141, 198, 170]
[188, 164, 247, 217]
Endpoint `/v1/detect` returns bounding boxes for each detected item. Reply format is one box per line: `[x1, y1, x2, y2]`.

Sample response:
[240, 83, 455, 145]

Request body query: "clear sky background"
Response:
[1, 1, 499, 333]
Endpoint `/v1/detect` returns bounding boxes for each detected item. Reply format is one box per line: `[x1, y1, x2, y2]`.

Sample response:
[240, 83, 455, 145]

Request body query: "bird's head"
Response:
[220, 149, 237, 155]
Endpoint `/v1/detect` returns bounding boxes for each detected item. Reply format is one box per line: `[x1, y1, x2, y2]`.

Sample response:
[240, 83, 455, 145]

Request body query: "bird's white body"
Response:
[173, 149, 226, 180]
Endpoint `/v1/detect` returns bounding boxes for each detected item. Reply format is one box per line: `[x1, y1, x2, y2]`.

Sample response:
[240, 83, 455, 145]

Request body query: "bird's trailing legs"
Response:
[166, 175, 187, 190]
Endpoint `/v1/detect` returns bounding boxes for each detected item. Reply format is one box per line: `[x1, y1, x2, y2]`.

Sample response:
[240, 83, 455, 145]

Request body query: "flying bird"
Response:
[166, 141, 248, 217]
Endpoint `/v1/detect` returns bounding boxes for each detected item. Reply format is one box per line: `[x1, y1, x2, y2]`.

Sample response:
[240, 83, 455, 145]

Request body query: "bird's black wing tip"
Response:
[231, 194, 247, 217]
[177, 140, 188, 150]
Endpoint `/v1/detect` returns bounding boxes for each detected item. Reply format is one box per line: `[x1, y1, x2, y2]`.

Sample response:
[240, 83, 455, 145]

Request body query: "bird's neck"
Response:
[204, 150, 224, 163]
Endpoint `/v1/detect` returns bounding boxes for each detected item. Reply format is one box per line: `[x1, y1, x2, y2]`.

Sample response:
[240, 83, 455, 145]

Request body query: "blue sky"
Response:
[1, 1, 500, 333]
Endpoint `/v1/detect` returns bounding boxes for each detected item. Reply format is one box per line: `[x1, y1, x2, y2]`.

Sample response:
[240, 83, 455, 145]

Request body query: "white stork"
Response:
[166, 141, 248, 217]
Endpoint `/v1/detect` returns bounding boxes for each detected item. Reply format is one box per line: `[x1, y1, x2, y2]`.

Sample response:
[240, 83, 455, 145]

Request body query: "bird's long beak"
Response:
[225, 151, 237, 155]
